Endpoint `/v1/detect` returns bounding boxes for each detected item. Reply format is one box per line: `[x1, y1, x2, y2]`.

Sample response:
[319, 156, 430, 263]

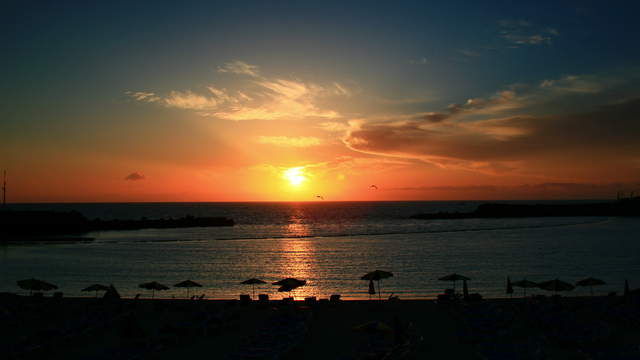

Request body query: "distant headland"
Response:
[0, 210, 234, 242]
[410, 197, 640, 220]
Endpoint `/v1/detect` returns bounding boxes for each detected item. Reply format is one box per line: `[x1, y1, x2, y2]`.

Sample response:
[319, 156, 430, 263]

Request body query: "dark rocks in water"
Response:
[411, 199, 640, 220]
[0, 210, 234, 240]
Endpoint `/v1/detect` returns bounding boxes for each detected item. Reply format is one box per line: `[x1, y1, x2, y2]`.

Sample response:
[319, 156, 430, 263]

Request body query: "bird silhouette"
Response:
[370, 185, 378, 190]
[316, 195, 324, 200]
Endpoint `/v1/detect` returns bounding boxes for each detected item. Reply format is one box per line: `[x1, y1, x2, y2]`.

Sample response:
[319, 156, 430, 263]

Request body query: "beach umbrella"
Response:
[512, 279, 538, 297]
[538, 279, 574, 295]
[272, 278, 306, 299]
[368, 279, 376, 300]
[104, 284, 121, 300]
[438, 273, 470, 293]
[174, 280, 203, 298]
[241, 278, 266, 299]
[139, 281, 169, 299]
[82, 284, 110, 298]
[361, 270, 393, 301]
[624, 279, 630, 297]
[506, 277, 514, 298]
[17, 278, 58, 295]
[575, 277, 606, 296]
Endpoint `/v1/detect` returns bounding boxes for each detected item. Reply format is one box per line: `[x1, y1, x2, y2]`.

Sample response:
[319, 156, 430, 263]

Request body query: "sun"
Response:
[283, 167, 307, 187]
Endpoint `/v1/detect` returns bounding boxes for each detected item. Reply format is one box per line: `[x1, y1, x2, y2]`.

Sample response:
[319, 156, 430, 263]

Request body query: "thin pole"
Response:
[2, 170, 6, 206]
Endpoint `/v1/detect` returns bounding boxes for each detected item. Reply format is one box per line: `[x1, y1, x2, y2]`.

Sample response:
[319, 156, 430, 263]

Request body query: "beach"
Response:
[3, 293, 640, 359]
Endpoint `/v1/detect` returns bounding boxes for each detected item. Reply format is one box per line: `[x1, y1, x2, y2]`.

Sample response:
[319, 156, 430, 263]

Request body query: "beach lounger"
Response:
[304, 296, 317, 305]
[198, 294, 205, 300]
[257, 294, 269, 308]
[330, 294, 341, 304]
[240, 294, 252, 305]
[133, 294, 141, 300]
[281, 297, 294, 305]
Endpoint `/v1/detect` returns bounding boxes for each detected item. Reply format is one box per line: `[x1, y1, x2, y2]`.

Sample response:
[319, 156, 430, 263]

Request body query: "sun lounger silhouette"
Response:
[240, 294, 251, 304]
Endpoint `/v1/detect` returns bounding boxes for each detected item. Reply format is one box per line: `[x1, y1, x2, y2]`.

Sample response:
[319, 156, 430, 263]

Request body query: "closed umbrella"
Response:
[361, 270, 393, 301]
[575, 277, 606, 296]
[139, 281, 169, 299]
[512, 279, 538, 297]
[624, 279, 630, 297]
[241, 278, 266, 299]
[538, 279, 574, 295]
[17, 278, 58, 295]
[174, 280, 203, 298]
[368, 279, 376, 300]
[506, 277, 514, 298]
[438, 273, 470, 293]
[463, 279, 469, 299]
[82, 284, 110, 298]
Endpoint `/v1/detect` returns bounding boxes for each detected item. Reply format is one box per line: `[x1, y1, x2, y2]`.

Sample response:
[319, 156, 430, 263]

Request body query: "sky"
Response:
[2, 0, 640, 202]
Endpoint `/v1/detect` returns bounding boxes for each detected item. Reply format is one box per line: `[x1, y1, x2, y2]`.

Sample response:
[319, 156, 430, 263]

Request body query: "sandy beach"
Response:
[3, 293, 640, 360]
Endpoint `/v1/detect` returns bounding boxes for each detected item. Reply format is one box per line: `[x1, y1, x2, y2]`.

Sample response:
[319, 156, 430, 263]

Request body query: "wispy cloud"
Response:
[539, 75, 602, 94]
[124, 172, 145, 181]
[217, 60, 260, 77]
[389, 182, 640, 199]
[128, 61, 348, 121]
[125, 91, 160, 102]
[257, 136, 323, 147]
[318, 121, 350, 132]
[164, 90, 220, 110]
[499, 19, 558, 46]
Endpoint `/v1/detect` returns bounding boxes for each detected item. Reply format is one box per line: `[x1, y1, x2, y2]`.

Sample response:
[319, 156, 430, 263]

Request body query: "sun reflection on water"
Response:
[276, 207, 317, 299]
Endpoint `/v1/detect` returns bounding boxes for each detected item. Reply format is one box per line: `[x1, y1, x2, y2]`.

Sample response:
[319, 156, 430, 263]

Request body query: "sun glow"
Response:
[283, 167, 307, 187]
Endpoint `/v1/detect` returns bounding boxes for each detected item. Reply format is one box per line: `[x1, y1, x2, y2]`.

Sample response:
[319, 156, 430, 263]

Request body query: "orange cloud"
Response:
[257, 136, 323, 147]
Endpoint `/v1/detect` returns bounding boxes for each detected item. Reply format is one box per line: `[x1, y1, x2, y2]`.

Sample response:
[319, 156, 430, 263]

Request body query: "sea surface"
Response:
[2, 201, 639, 300]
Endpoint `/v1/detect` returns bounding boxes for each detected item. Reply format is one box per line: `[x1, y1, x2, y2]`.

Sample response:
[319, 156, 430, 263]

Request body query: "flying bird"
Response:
[370, 185, 378, 190]
[316, 195, 324, 200]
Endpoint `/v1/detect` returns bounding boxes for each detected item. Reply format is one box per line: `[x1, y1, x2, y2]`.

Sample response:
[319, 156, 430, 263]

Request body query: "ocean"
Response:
[2, 201, 639, 299]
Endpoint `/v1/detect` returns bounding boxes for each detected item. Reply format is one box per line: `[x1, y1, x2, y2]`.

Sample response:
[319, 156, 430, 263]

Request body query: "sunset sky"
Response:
[2, 1, 640, 202]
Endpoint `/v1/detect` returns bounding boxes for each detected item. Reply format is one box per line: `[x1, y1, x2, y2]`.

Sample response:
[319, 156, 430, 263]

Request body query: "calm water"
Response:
[1, 201, 639, 299]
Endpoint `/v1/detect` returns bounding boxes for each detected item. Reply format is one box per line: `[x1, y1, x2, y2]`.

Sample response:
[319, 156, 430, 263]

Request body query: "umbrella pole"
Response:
[253, 284, 256, 299]
[378, 280, 381, 301]
[152, 289, 155, 299]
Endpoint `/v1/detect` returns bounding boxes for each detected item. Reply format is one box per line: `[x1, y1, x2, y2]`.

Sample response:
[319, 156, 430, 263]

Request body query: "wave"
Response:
[94, 217, 609, 243]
